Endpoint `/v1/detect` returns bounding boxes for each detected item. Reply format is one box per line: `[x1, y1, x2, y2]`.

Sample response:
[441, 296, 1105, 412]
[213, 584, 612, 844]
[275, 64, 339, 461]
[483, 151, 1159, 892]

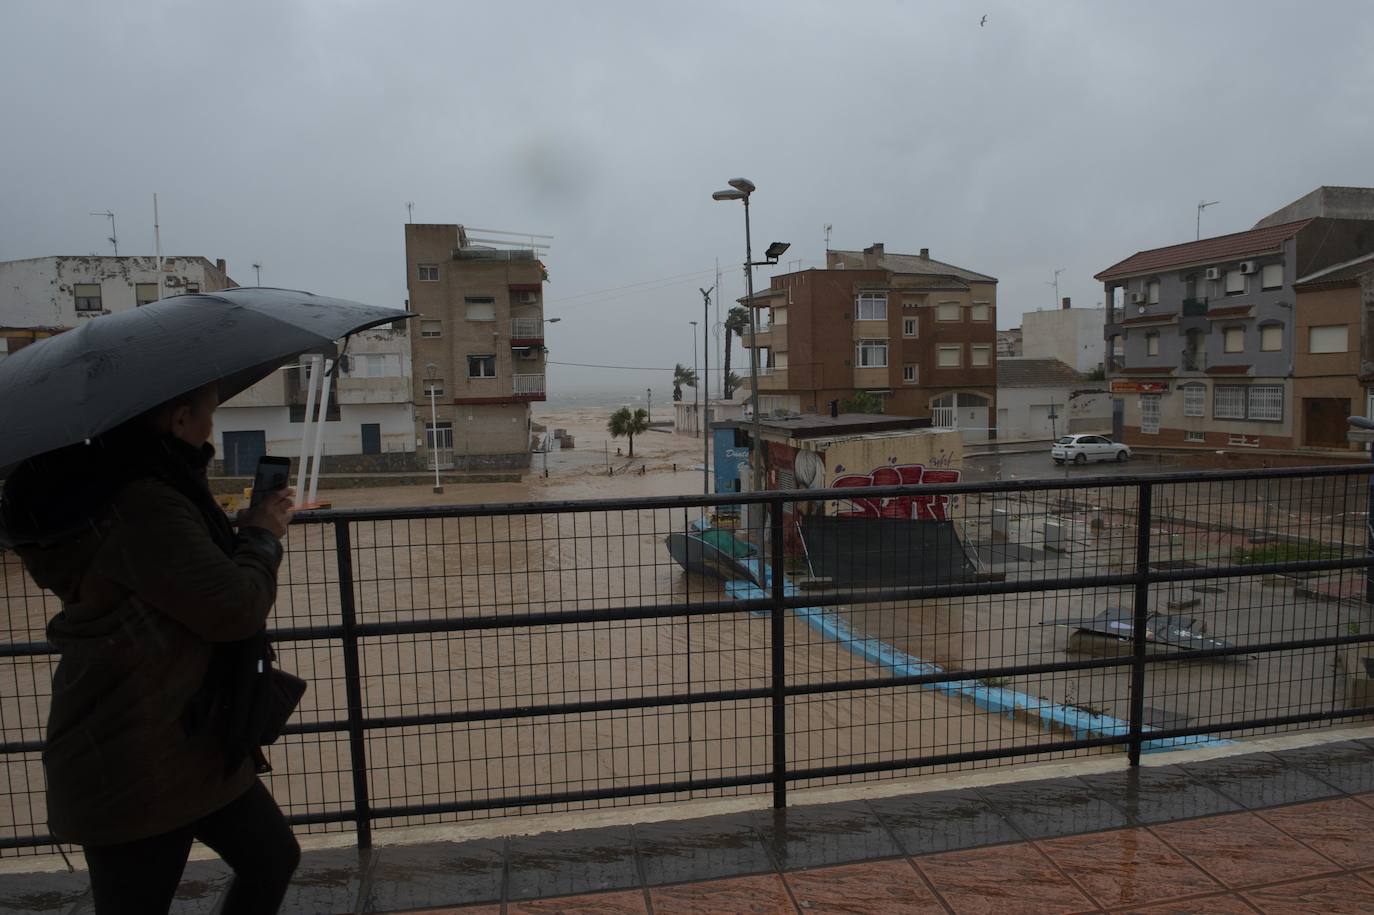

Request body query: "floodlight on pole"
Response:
[764, 242, 791, 261]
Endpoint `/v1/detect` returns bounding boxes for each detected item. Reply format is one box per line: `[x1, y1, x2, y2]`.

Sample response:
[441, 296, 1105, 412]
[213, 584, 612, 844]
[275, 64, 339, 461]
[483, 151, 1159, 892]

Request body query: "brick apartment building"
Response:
[1293, 252, 1374, 449]
[739, 243, 998, 441]
[404, 224, 547, 471]
[1096, 187, 1374, 458]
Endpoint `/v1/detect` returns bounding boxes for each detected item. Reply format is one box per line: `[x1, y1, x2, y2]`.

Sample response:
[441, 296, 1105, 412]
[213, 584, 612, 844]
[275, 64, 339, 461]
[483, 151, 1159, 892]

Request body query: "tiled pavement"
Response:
[8, 739, 1374, 913]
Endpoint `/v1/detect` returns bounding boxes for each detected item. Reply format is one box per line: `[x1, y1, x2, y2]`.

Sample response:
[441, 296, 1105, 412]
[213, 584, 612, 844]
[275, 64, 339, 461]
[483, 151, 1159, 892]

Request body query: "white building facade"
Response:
[1019, 305, 1107, 374]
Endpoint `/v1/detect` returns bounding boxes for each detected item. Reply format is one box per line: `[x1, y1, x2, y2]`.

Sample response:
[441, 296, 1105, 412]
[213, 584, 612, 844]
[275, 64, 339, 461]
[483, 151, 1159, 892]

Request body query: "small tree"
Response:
[840, 391, 885, 414]
[608, 406, 650, 457]
[672, 363, 697, 402]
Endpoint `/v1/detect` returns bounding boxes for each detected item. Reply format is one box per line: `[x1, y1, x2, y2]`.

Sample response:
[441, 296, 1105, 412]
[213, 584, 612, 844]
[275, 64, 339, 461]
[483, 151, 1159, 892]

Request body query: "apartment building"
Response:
[404, 224, 546, 471]
[1096, 196, 1374, 456]
[739, 243, 998, 441]
[1291, 253, 1374, 449]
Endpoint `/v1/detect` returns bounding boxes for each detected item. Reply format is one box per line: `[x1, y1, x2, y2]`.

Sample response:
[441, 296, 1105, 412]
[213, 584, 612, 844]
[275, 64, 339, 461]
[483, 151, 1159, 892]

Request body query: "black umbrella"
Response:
[0, 287, 410, 469]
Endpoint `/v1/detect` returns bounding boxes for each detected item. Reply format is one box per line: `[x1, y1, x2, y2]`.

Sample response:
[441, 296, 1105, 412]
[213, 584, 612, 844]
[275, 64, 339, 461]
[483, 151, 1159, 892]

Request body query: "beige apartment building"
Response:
[404, 224, 547, 471]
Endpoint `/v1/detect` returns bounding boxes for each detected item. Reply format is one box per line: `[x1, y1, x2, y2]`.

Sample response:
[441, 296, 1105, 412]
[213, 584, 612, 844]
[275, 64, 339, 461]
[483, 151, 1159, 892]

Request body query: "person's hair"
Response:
[135, 383, 218, 434]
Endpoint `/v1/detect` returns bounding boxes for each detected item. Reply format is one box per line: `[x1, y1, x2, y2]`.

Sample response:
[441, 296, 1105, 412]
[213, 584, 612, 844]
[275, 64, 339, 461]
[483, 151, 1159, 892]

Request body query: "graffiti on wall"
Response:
[828, 463, 962, 520]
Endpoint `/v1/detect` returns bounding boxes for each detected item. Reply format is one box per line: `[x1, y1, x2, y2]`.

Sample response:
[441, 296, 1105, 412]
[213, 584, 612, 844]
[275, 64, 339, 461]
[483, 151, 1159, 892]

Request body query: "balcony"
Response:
[512, 373, 546, 401]
[510, 317, 545, 346]
[1182, 349, 1206, 372]
[1182, 297, 1209, 317]
[756, 367, 787, 390]
[739, 322, 773, 348]
[1106, 354, 1125, 373]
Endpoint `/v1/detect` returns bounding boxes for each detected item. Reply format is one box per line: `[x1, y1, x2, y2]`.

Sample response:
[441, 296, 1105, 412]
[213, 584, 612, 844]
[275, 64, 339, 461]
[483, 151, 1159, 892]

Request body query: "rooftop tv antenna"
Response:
[1196, 200, 1220, 239]
[824, 223, 832, 251]
[406, 201, 414, 223]
[90, 210, 118, 256]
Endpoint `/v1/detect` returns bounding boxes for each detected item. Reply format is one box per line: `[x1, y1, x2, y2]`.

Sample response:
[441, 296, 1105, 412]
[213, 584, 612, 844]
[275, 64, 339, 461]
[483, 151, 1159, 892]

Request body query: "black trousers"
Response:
[82, 779, 300, 915]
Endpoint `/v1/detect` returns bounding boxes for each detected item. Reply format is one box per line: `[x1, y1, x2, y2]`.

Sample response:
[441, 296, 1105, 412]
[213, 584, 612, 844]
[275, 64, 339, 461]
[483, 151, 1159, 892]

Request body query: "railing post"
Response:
[1128, 482, 1153, 766]
[334, 520, 373, 848]
[769, 494, 788, 809]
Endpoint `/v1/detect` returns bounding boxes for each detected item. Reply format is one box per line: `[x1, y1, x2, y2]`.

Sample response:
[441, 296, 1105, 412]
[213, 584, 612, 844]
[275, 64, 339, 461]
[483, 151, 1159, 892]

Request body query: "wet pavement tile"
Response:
[746, 801, 902, 870]
[1180, 752, 1342, 810]
[506, 826, 640, 902]
[1256, 796, 1374, 869]
[914, 841, 1094, 914]
[632, 814, 774, 886]
[1116, 891, 1257, 913]
[170, 859, 233, 915]
[976, 776, 1133, 839]
[1275, 741, 1374, 794]
[0, 871, 90, 915]
[506, 888, 648, 914]
[784, 859, 944, 914]
[362, 839, 505, 912]
[867, 789, 1024, 856]
[649, 873, 796, 914]
[1240, 872, 1374, 914]
[1150, 811, 1338, 889]
[1038, 826, 1221, 909]
[1079, 765, 1242, 824]
[281, 846, 371, 914]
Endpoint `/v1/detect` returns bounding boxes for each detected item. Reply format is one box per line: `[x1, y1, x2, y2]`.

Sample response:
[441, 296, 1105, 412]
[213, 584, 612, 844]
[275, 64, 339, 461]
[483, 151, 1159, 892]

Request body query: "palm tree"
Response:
[722, 306, 749, 399]
[672, 363, 697, 402]
[607, 406, 649, 457]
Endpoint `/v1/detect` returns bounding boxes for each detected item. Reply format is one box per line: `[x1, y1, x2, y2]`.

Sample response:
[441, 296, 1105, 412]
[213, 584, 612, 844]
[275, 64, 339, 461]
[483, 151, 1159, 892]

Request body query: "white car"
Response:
[1052, 434, 1130, 465]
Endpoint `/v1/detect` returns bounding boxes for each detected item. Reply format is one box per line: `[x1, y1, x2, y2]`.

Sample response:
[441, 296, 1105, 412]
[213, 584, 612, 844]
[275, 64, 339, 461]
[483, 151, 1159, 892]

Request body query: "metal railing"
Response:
[3, 466, 1374, 854]
[510, 317, 544, 340]
[512, 373, 545, 396]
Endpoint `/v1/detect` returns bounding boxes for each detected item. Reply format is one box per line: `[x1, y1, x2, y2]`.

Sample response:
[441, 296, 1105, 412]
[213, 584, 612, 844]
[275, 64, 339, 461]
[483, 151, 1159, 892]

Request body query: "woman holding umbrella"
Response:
[0, 288, 409, 914]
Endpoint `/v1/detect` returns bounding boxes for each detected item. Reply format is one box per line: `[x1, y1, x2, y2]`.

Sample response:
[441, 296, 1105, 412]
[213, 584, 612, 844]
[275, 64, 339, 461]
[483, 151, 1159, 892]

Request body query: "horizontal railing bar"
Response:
[0, 834, 60, 851]
[1134, 705, 1374, 742]
[785, 734, 1131, 783]
[291, 463, 1374, 523]
[785, 655, 1137, 697]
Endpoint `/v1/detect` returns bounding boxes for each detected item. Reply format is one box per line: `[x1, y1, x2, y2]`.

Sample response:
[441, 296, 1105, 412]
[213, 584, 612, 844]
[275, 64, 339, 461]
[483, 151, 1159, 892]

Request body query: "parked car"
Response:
[1052, 434, 1130, 464]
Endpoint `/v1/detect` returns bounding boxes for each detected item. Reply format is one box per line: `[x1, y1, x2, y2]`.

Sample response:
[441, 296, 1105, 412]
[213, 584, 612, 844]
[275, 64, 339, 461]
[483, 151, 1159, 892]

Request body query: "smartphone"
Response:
[249, 456, 292, 508]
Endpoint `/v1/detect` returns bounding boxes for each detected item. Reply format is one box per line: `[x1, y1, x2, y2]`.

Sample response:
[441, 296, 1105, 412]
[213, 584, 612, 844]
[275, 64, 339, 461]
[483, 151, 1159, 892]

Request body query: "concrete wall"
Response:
[0, 255, 234, 327]
[1255, 187, 1374, 228]
[214, 401, 416, 469]
[1020, 308, 1106, 372]
[996, 385, 1069, 440]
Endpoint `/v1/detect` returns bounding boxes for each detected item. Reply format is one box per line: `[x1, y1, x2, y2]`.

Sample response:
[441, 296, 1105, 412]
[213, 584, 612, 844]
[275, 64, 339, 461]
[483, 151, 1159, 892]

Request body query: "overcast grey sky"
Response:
[3, 0, 1372, 395]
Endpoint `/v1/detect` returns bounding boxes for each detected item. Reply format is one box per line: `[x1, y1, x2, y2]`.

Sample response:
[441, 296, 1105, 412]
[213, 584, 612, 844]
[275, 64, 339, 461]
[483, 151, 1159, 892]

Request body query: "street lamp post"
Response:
[425, 361, 443, 495]
[689, 320, 699, 438]
[700, 286, 714, 496]
[646, 388, 652, 423]
[712, 178, 789, 495]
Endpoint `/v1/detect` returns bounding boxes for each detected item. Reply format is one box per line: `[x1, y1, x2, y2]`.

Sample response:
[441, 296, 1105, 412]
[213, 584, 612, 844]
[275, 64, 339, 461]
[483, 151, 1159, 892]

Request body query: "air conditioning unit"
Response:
[1204, 267, 1221, 281]
[1129, 292, 1146, 304]
[1239, 261, 1258, 274]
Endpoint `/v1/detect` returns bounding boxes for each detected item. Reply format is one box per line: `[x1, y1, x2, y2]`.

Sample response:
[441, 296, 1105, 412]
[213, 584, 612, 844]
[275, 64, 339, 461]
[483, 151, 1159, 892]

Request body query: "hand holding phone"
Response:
[240, 456, 295, 537]
[250, 456, 292, 508]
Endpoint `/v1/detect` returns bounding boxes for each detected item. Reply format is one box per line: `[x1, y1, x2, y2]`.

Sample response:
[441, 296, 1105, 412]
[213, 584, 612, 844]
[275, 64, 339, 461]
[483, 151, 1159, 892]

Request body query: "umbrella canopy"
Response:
[0, 287, 410, 469]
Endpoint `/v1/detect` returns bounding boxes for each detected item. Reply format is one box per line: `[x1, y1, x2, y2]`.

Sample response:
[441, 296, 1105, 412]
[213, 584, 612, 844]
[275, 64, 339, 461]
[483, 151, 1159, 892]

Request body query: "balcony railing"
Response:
[513, 373, 546, 397]
[511, 317, 545, 341]
[1182, 349, 1206, 371]
[1106, 355, 1125, 373]
[1182, 298, 1209, 317]
[3, 466, 1373, 854]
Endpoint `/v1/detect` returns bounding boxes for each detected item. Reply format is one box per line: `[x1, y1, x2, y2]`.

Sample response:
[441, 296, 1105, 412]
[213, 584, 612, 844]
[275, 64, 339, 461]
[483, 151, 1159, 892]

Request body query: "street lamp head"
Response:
[545, 317, 561, 323]
[689, 320, 698, 326]
[712, 189, 746, 201]
[765, 241, 791, 260]
[727, 177, 756, 194]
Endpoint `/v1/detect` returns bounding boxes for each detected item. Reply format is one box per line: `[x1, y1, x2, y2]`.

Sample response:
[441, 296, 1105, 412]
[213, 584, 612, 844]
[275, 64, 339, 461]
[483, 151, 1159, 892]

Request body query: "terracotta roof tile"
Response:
[996, 358, 1084, 387]
[1095, 220, 1313, 281]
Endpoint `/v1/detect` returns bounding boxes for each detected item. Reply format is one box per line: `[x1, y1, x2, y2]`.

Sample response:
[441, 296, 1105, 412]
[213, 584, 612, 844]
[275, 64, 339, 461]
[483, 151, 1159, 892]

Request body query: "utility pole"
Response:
[1197, 200, 1220, 240]
[252, 263, 262, 286]
[90, 211, 118, 256]
[700, 286, 714, 496]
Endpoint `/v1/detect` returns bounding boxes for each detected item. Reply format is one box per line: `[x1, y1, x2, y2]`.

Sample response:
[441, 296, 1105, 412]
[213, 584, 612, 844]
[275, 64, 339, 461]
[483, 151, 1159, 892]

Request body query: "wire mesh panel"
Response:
[2, 466, 1373, 854]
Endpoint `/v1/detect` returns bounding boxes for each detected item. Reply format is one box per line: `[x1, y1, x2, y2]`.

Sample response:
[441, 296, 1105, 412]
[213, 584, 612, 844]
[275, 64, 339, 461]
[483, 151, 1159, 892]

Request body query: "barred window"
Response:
[1140, 394, 1160, 434]
[855, 293, 887, 321]
[1248, 385, 1283, 421]
[1183, 385, 1205, 417]
[856, 339, 888, 367]
[1214, 385, 1246, 419]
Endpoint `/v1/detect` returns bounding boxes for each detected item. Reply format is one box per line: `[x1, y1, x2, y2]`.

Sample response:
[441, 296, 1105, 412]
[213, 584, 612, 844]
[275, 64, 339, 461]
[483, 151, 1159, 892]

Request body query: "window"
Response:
[73, 283, 102, 312]
[1225, 270, 1245, 294]
[1140, 394, 1160, 434]
[1309, 325, 1349, 354]
[856, 339, 888, 368]
[426, 421, 453, 450]
[1261, 263, 1284, 290]
[855, 292, 887, 320]
[465, 297, 496, 321]
[903, 317, 918, 337]
[937, 344, 961, 368]
[970, 344, 991, 367]
[467, 354, 497, 378]
[1260, 324, 1283, 352]
[1146, 332, 1159, 356]
[971, 302, 990, 321]
[420, 319, 442, 338]
[422, 379, 444, 397]
[1213, 385, 1246, 419]
[903, 364, 917, 384]
[1223, 327, 1244, 353]
[1185, 431, 1206, 443]
[418, 264, 440, 281]
[350, 353, 401, 377]
[936, 302, 961, 322]
[1183, 384, 1205, 417]
[1147, 280, 1160, 305]
[1248, 385, 1284, 421]
[135, 283, 158, 306]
